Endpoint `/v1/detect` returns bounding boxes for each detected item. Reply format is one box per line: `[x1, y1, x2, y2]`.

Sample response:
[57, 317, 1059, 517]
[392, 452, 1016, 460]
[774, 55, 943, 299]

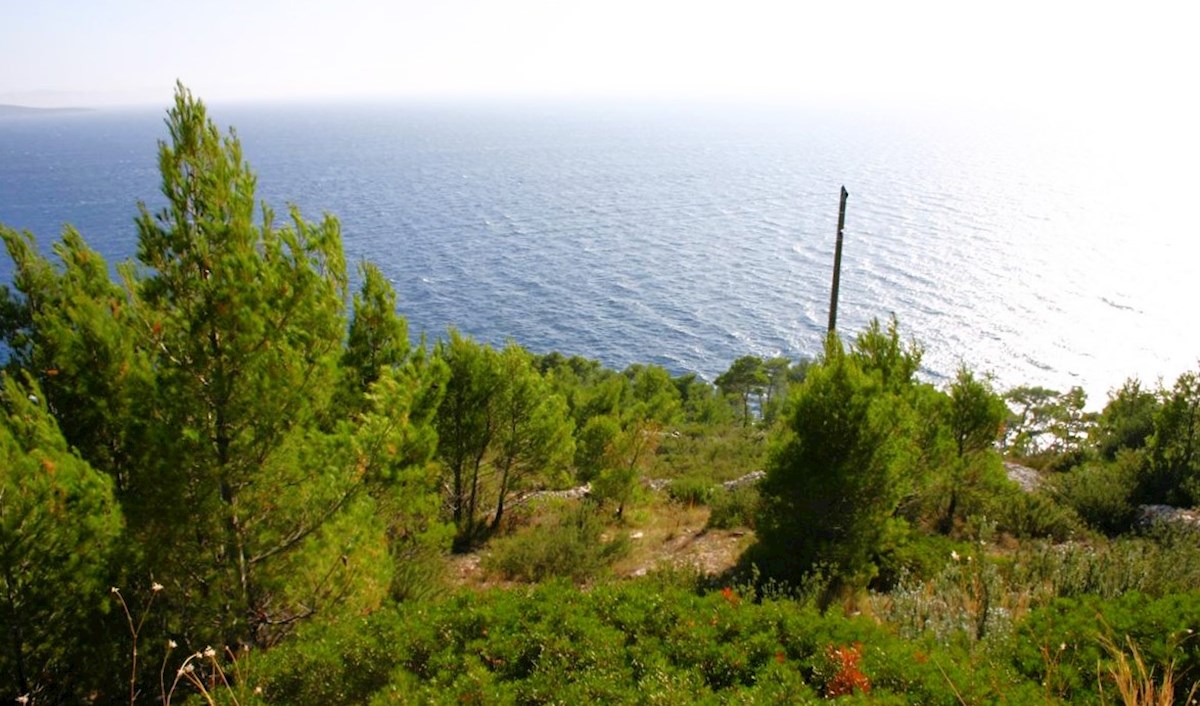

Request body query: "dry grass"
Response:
[611, 497, 753, 578]
[445, 496, 753, 587]
[1098, 633, 1199, 706]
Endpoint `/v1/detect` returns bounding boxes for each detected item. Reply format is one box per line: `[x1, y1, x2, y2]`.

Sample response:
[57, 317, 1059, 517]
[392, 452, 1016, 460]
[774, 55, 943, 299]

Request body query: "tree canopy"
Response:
[0, 85, 448, 662]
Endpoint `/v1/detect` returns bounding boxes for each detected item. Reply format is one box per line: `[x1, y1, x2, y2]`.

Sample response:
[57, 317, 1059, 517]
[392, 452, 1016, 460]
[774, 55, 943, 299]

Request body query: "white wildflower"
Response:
[151, 582, 164, 593]
[110, 586, 120, 594]
[204, 646, 216, 659]
[168, 639, 178, 649]
[950, 550, 960, 562]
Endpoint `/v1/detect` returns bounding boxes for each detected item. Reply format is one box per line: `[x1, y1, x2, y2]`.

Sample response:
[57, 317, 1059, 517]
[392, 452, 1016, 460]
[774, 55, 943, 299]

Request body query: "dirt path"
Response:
[448, 503, 755, 588]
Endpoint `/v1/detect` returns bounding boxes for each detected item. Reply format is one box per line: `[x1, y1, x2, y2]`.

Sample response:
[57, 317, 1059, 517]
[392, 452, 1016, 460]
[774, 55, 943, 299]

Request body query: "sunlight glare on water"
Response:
[0, 100, 1196, 407]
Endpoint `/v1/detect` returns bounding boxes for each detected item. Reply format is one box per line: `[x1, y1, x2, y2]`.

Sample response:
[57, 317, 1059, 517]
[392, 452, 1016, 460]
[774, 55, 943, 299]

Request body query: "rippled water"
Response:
[1, 101, 1195, 404]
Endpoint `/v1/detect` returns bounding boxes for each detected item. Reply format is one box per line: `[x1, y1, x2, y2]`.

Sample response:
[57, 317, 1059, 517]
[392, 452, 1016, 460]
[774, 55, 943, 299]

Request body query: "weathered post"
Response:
[827, 185, 849, 334]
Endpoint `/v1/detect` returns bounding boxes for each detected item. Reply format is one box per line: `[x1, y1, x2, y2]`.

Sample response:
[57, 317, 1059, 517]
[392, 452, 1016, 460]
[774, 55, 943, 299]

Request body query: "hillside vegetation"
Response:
[2, 85, 1198, 704]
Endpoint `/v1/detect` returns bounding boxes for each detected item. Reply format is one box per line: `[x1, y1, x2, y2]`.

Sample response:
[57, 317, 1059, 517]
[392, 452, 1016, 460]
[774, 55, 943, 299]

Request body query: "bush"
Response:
[1008, 529, 1200, 600]
[1054, 455, 1139, 535]
[707, 484, 760, 530]
[988, 489, 1084, 542]
[1012, 591, 1200, 704]
[873, 531, 976, 589]
[666, 476, 716, 506]
[484, 503, 630, 583]
[248, 577, 1062, 704]
[654, 423, 767, 484]
[248, 609, 406, 704]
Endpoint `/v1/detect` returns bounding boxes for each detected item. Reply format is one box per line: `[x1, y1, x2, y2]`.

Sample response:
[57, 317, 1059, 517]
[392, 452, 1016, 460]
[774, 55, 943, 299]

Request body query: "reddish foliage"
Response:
[720, 586, 740, 606]
[823, 643, 871, 697]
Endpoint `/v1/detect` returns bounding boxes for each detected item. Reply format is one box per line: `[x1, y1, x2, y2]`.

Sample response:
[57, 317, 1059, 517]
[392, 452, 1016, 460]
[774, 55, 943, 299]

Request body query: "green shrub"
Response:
[654, 423, 766, 484]
[706, 484, 760, 530]
[666, 476, 716, 506]
[873, 531, 976, 589]
[872, 550, 1016, 649]
[248, 577, 1064, 703]
[1009, 529, 1200, 600]
[1012, 591, 1200, 704]
[989, 489, 1084, 541]
[247, 609, 406, 704]
[483, 503, 630, 583]
[1054, 455, 1139, 535]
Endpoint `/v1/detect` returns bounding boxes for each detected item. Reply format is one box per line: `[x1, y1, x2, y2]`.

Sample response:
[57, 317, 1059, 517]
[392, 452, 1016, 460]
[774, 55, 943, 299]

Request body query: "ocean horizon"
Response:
[1, 98, 1194, 407]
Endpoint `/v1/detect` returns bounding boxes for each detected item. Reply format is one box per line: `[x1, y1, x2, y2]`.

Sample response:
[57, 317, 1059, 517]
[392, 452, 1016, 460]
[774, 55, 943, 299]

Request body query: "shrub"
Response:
[1054, 455, 1140, 535]
[666, 476, 716, 506]
[989, 489, 1085, 542]
[873, 531, 976, 589]
[654, 422, 767, 484]
[1012, 592, 1200, 704]
[872, 550, 1016, 648]
[706, 484, 760, 530]
[247, 609, 407, 704]
[483, 503, 630, 583]
[1009, 529, 1200, 600]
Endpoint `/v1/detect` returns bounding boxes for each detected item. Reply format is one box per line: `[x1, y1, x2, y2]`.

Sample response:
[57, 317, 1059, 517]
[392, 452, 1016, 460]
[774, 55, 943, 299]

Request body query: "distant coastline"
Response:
[0, 104, 91, 116]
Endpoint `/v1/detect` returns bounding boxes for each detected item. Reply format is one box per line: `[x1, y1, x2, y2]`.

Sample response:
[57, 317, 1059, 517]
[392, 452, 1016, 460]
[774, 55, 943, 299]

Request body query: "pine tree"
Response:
[0, 374, 122, 701]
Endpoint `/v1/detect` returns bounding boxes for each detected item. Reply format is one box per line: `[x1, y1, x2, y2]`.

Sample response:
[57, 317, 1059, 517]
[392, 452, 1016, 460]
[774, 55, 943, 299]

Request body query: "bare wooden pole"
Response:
[827, 186, 849, 334]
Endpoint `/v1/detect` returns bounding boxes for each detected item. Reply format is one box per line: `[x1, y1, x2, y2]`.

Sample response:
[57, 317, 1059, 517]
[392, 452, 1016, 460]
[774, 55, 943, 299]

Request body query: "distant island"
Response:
[0, 103, 90, 116]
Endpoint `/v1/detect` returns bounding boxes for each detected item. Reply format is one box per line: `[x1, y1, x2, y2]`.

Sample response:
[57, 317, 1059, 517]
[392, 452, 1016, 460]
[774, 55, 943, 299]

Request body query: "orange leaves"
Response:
[823, 643, 871, 697]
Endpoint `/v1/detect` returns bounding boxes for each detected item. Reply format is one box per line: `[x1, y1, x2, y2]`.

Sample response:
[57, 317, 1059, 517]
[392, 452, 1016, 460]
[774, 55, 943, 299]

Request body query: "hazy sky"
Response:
[2, 0, 1194, 121]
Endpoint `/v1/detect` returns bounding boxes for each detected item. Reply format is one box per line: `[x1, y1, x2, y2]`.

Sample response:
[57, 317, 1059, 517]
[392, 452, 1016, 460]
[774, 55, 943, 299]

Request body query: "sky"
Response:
[1, 0, 1196, 129]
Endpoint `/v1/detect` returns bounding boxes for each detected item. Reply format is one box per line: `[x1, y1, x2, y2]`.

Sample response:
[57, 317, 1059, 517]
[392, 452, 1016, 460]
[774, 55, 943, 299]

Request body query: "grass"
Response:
[1098, 633, 1199, 706]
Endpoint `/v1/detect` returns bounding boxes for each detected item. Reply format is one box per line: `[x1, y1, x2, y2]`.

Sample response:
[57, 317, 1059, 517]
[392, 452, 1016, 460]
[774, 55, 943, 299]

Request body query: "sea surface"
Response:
[0, 100, 1195, 406]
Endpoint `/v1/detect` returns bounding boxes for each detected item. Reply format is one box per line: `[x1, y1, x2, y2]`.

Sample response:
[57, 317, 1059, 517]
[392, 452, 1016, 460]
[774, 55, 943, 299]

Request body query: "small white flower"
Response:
[17, 695, 30, 705]
[110, 586, 120, 594]
[204, 646, 216, 659]
[151, 582, 164, 593]
[1059, 642, 1067, 652]
[168, 639, 178, 649]
[950, 550, 960, 562]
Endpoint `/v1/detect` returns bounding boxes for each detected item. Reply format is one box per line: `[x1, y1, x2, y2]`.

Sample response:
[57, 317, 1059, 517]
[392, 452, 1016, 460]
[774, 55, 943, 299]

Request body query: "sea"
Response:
[0, 99, 1195, 407]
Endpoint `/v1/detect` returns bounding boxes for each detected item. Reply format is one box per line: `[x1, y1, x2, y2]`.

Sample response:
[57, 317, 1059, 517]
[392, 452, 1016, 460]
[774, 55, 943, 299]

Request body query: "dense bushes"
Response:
[9, 84, 1200, 705]
[244, 577, 1056, 704]
[665, 476, 715, 506]
[1013, 592, 1200, 704]
[706, 484, 760, 530]
[1053, 455, 1140, 535]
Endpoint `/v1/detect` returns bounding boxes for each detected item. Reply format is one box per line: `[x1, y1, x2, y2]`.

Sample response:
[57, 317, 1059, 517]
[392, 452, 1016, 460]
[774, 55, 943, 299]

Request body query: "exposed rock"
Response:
[1137, 504, 1200, 529]
[515, 469, 767, 510]
[509, 483, 592, 508]
[1004, 462, 1043, 493]
[722, 470, 764, 491]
